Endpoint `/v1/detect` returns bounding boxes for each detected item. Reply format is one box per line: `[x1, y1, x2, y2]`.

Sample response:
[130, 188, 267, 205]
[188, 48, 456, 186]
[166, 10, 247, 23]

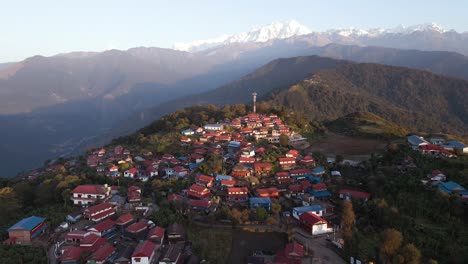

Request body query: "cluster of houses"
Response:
[407, 135, 467, 157]
[7, 112, 379, 263]
[407, 135, 468, 200]
[58, 219, 192, 264]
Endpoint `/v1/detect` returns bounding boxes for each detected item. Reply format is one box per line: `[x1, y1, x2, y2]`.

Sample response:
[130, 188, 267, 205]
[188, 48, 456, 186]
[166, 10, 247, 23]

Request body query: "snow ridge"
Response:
[174, 21, 450, 52]
[174, 20, 311, 52]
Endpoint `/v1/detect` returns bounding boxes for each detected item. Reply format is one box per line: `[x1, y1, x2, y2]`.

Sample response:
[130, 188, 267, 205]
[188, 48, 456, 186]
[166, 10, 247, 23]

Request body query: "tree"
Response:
[401, 243, 421, 264]
[231, 208, 243, 224]
[341, 200, 355, 240]
[256, 207, 268, 222]
[279, 134, 289, 147]
[271, 203, 281, 216]
[0, 187, 21, 225]
[380, 228, 403, 262]
[387, 143, 399, 153]
[266, 216, 277, 225]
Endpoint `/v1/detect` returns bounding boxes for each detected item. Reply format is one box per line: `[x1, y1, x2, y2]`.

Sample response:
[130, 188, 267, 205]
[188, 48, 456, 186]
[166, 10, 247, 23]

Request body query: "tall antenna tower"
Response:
[252, 92, 257, 113]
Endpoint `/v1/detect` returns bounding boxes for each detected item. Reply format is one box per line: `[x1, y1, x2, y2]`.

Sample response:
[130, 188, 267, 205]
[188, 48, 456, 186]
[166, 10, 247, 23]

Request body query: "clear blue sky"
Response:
[1, 0, 467, 62]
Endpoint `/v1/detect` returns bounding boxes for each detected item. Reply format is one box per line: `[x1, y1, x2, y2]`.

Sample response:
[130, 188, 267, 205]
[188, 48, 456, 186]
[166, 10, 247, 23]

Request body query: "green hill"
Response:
[326, 112, 409, 139]
[264, 62, 468, 136]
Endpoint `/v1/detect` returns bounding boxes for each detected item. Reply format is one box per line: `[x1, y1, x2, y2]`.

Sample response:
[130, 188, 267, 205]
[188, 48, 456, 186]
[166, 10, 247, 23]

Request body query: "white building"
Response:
[71, 184, 111, 205]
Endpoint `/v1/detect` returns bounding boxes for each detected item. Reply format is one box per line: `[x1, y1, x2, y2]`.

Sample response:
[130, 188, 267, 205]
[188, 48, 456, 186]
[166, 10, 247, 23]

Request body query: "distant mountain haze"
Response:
[2, 20, 468, 177]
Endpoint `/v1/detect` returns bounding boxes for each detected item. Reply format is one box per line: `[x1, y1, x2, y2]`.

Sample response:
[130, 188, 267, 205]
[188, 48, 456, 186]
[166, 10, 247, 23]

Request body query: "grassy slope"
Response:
[326, 112, 409, 139]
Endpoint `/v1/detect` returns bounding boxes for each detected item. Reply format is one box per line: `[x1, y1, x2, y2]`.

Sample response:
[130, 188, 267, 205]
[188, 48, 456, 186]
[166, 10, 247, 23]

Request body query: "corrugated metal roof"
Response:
[8, 216, 46, 231]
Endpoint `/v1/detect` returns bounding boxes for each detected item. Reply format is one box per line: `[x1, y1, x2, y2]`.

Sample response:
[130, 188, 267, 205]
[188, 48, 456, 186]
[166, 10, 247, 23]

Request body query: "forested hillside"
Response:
[265, 63, 468, 136]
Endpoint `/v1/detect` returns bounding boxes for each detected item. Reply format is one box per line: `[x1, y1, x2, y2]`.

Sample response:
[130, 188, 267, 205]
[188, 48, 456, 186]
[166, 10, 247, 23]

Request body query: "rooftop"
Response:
[8, 216, 46, 232]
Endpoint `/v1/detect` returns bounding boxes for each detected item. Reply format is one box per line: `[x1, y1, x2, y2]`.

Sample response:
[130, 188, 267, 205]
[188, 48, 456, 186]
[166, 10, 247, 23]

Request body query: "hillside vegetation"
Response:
[265, 62, 468, 136]
[326, 112, 409, 139]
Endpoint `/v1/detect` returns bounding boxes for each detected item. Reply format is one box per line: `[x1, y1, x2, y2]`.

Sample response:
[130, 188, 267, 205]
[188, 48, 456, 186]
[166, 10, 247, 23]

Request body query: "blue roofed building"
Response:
[306, 175, 321, 184]
[311, 167, 326, 176]
[407, 135, 429, 150]
[442, 140, 468, 153]
[6, 216, 47, 245]
[216, 174, 232, 182]
[292, 205, 323, 220]
[228, 141, 241, 149]
[438, 181, 468, 198]
[308, 183, 331, 198]
[249, 197, 272, 210]
[430, 138, 445, 145]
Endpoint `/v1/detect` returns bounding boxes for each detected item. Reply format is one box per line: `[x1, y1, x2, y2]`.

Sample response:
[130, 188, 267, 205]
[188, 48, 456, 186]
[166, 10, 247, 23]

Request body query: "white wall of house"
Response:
[132, 256, 150, 264]
[312, 223, 333, 235]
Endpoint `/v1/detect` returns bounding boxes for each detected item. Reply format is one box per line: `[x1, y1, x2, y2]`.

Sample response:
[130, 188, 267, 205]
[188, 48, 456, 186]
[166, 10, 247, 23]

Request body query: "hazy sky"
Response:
[1, 0, 467, 62]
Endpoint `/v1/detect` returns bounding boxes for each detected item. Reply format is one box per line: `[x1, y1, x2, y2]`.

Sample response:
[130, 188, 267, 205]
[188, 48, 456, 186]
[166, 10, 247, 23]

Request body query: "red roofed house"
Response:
[286, 150, 299, 158]
[300, 156, 316, 167]
[239, 157, 255, 164]
[221, 180, 236, 187]
[132, 240, 157, 264]
[60, 246, 83, 264]
[114, 145, 124, 156]
[429, 170, 447, 181]
[64, 230, 90, 244]
[167, 194, 184, 202]
[189, 199, 212, 211]
[299, 212, 333, 236]
[288, 184, 304, 197]
[338, 189, 371, 201]
[147, 226, 165, 244]
[83, 202, 116, 222]
[116, 213, 135, 228]
[279, 157, 296, 169]
[275, 242, 304, 264]
[87, 219, 116, 237]
[180, 137, 191, 143]
[88, 243, 116, 264]
[300, 180, 312, 191]
[276, 172, 292, 184]
[124, 168, 138, 179]
[127, 186, 142, 203]
[125, 222, 150, 238]
[232, 165, 251, 177]
[254, 162, 273, 175]
[256, 187, 279, 198]
[98, 148, 106, 157]
[173, 166, 189, 178]
[71, 184, 111, 205]
[290, 168, 312, 179]
[196, 175, 214, 187]
[227, 187, 249, 202]
[187, 184, 212, 200]
[87, 155, 99, 167]
[80, 233, 107, 252]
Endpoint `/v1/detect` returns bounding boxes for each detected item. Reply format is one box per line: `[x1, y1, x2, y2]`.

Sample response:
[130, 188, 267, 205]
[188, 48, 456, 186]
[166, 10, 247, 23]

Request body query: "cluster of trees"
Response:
[346, 144, 468, 263]
[264, 63, 468, 137]
[0, 245, 47, 263]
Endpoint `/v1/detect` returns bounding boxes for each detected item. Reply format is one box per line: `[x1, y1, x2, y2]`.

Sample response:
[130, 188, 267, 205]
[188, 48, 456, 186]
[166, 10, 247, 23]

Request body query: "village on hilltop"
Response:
[4, 100, 468, 264]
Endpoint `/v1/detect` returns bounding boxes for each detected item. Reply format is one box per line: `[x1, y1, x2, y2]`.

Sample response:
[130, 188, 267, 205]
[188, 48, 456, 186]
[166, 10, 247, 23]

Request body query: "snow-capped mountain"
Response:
[326, 23, 448, 37]
[174, 20, 311, 52]
[174, 21, 458, 53]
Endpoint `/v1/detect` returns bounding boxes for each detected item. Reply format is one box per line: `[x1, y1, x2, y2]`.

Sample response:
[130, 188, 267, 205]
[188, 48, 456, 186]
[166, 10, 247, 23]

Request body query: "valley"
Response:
[1, 8, 468, 264]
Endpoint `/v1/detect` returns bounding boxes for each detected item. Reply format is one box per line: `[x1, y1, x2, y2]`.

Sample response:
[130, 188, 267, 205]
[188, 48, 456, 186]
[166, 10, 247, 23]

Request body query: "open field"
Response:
[188, 226, 233, 263]
[228, 231, 287, 264]
[307, 132, 386, 161]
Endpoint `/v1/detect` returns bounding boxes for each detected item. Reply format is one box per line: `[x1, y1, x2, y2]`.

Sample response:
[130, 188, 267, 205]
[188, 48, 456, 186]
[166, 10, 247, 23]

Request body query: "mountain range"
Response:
[175, 21, 468, 56]
[2, 21, 468, 177]
[122, 55, 468, 137]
